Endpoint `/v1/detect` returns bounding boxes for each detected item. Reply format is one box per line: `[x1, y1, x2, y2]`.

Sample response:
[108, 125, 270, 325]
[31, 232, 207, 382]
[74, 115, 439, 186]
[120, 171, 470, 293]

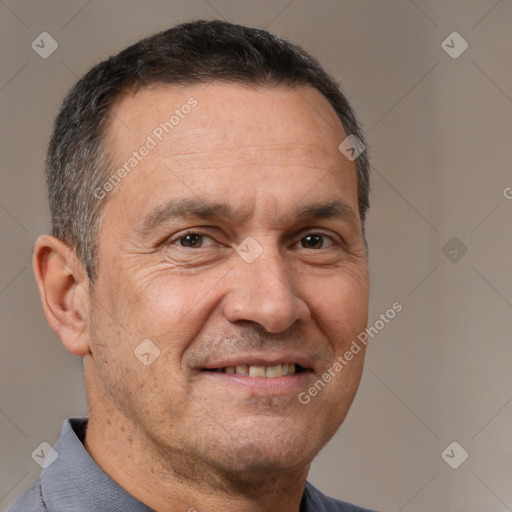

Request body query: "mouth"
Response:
[199, 355, 315, 395]
[203, 363, 308, 378]
[197, 352, 316, 394]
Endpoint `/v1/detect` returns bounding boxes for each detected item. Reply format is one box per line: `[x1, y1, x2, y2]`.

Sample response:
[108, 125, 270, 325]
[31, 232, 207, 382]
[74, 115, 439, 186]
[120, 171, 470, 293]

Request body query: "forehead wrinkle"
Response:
[159, 141, 337, 171]
[163, 142, 320, 157]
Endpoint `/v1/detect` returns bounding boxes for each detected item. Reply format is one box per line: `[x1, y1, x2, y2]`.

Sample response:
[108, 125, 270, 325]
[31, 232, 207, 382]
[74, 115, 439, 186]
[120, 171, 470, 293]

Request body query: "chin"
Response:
[214, 425, 319, 475]
[222, 451, 312, 478]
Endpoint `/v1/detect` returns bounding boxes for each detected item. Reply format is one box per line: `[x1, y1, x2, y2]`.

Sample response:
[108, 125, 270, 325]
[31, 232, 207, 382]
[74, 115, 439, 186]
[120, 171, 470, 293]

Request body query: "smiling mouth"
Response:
[203, 363, 308, 378]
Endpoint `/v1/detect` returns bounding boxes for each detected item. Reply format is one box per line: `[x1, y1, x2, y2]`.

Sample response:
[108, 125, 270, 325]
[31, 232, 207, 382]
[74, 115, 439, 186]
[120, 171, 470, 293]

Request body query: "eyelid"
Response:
[168, 230, 218, 247]
[161, 227, 343, 249]
[293, 228, 341, 245]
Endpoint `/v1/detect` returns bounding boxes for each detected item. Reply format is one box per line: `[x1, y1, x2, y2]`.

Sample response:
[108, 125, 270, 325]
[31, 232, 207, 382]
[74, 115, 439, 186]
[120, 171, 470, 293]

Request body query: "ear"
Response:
[33, 234, 91, 357]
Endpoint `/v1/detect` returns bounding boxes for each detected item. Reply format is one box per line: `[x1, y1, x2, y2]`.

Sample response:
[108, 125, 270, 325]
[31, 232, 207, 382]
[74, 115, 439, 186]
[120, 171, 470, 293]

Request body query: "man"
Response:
[10, 20, 376, 512]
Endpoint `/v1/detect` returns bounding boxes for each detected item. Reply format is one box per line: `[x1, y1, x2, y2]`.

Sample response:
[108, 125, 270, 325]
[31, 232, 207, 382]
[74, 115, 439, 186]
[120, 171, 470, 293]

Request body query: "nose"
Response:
[221, 244, 311, 333]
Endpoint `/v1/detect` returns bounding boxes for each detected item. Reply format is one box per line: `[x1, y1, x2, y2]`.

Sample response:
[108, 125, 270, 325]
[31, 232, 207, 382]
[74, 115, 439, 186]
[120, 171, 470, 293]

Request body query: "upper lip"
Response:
[201, 352, 315, 371]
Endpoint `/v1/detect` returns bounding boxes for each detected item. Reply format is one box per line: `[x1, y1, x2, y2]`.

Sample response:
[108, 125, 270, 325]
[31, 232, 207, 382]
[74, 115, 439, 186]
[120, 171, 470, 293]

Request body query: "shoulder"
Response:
[7, 481, 47, 511]
[303, 481, 379, 512]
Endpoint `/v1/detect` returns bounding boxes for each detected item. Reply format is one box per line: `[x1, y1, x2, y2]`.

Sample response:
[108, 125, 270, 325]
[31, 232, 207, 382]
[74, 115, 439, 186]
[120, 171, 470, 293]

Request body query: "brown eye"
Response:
[299, 234, 332, 249]
[179, 233, 204, 248]
[301, 234, 322, 249]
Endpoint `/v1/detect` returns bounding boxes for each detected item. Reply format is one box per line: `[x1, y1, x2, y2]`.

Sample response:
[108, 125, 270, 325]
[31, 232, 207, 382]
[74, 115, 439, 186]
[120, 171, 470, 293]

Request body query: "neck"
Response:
[83, 363, 309, 512]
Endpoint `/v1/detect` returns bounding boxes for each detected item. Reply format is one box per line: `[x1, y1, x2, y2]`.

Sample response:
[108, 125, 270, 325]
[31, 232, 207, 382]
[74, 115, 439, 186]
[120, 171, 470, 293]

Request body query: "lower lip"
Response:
[199, 371, 313, 395]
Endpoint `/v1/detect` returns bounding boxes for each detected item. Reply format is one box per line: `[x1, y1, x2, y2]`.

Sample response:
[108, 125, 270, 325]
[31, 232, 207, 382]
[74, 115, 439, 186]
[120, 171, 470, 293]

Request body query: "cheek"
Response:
[318, 275, 368, 409]
[102, 265, 201, 333]
[87, 305, 137, 405]
[310, 271, 369, 348]
[87, 289, 193, 426]
[102, 270, 227, 375]
[134, 273, 219, 335]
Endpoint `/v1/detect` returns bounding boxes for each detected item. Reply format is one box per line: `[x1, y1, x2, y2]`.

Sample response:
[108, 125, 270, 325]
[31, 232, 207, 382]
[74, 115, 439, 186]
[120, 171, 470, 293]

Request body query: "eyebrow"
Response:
[291, 199, 356, 222]
[137, 197, 356, 236]
[138, 198, 247, 235]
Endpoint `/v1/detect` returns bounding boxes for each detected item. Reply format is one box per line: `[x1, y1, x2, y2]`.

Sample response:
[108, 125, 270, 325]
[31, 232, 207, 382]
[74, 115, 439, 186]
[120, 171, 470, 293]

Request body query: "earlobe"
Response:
[33, 234, 91, 357]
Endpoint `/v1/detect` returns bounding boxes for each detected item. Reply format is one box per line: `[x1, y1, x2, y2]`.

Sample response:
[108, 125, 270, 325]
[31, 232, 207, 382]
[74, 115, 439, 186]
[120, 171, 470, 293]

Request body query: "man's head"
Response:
[45, 19, 369, 284]
[34, 19, 371, 495]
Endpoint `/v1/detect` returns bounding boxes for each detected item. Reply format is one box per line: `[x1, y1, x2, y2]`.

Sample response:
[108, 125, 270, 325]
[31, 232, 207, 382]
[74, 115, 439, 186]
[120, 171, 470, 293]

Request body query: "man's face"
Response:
[87, 83, 369, 476]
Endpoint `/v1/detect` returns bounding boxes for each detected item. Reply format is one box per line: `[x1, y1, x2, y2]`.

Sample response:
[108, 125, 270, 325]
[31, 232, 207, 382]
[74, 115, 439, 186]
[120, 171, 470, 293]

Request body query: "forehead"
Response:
[101, 82, 358, 228]
[107, 82, 344, 150]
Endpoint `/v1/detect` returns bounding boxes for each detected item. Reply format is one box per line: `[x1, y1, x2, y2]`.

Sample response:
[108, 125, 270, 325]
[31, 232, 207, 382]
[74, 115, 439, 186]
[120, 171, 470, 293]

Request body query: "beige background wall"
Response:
[1, 1, 511, 511]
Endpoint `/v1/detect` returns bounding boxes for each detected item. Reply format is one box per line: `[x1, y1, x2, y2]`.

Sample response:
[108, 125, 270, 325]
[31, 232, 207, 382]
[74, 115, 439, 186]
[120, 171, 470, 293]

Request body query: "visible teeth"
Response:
[235, 365, 249, 375]
[265, 364, 282, 378]
[249, 365, 266, 378]
[222, 364, 297, 377]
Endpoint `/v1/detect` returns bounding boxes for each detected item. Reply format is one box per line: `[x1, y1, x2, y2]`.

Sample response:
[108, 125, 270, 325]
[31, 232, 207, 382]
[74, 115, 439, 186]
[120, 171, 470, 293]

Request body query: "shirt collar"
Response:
[40, 417, 153, 512]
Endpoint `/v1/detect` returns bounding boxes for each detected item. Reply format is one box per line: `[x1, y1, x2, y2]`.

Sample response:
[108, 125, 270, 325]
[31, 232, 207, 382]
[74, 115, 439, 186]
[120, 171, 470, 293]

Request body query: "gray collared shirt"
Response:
[8, 418, 377, 511]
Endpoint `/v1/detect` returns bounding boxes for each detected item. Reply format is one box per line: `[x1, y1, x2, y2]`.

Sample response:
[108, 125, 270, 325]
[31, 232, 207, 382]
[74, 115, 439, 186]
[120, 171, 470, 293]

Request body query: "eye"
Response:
[297, 233, 334, 250]
[176, 232, 216, 248]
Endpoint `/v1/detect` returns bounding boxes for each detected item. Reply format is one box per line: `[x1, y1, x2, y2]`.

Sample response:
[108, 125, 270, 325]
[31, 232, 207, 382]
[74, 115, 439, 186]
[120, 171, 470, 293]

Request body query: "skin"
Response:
[33, 83, 369, 512]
